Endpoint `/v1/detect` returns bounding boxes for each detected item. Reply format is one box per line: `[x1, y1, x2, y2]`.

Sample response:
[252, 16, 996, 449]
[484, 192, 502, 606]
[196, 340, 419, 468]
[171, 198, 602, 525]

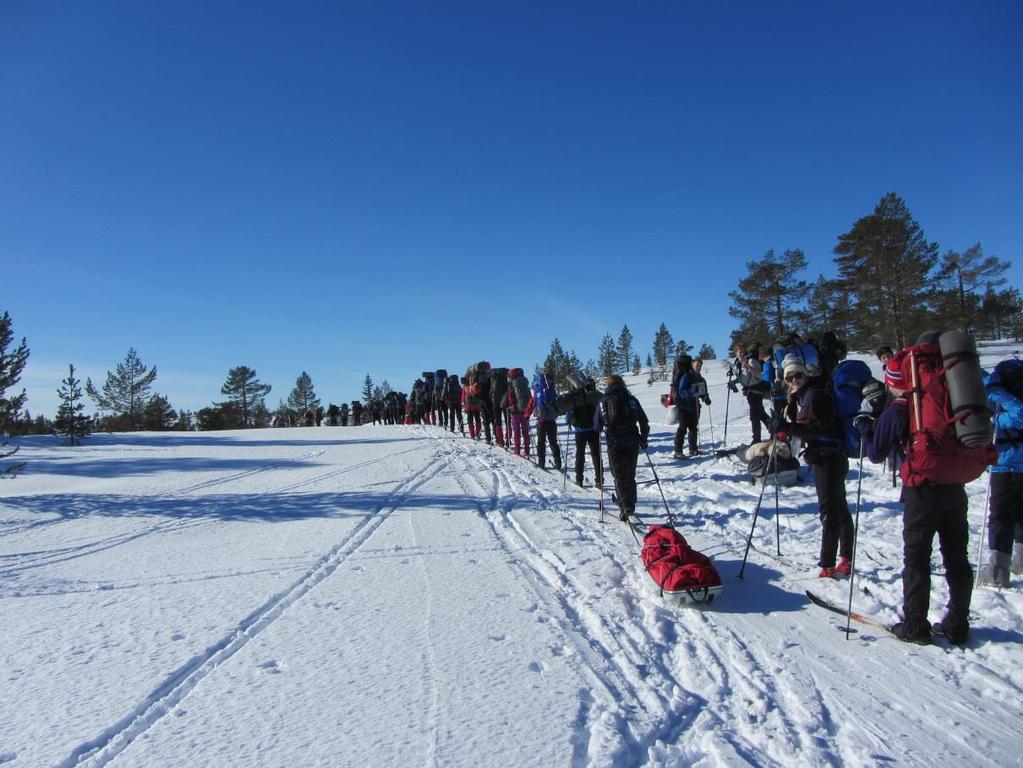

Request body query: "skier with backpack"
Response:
[859, 332, 996, 645]
[463, 368, 483, 440]
[507, 368, 533, 457]
[558, 374, 603, 488]
[978, 357, 1023, 587]
[490, 367, 510, 448]
[732, 343, 772, 444]
[532, 370, 562, 470]
[775, 353, 853, 579]
[443, 374, 464, 435]
[595, 375, 650, 522]
[672, 354, 710, 458]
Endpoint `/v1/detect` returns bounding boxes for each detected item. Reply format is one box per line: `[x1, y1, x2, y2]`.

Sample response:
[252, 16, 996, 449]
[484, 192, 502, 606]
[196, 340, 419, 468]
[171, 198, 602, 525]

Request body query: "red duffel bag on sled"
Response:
[641, 525, 723, 606]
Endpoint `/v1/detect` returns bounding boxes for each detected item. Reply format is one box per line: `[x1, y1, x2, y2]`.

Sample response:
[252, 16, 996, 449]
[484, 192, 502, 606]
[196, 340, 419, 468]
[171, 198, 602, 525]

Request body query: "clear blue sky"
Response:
[4, 1, 1021, 418]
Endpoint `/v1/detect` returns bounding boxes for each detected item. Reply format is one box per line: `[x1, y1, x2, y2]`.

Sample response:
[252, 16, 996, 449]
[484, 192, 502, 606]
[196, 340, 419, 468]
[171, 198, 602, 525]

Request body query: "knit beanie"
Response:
[884, 350, 908, 389]
[781, 353, 808, 381]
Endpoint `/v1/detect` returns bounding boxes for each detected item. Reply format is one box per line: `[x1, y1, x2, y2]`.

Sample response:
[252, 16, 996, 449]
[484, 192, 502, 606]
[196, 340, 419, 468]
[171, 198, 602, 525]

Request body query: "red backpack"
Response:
[641, 525, 721, 602]
[898, 343, 996, 486]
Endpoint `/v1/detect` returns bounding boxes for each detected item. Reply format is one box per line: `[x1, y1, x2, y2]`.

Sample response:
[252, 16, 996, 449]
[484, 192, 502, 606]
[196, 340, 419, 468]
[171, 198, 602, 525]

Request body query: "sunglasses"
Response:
[785, 372, 806, 383]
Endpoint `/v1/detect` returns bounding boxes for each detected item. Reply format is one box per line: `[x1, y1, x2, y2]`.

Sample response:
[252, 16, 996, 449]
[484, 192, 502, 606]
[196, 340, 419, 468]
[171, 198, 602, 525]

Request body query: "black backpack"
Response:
[603, 388, 636, 440]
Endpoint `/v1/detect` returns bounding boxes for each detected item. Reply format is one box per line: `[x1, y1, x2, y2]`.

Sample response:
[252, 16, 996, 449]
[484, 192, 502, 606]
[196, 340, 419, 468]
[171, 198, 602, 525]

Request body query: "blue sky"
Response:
[4, 1, 1021, 418]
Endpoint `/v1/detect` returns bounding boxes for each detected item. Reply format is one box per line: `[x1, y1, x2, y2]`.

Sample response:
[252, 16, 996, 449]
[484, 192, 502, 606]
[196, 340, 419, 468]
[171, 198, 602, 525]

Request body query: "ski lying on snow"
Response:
[805, 589, 891, 634]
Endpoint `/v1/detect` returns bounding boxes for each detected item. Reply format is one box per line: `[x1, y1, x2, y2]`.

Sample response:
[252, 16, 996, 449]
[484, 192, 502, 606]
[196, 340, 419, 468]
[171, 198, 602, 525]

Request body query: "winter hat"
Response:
[883, 350, 908, 389]
[781, 353, 808, 381]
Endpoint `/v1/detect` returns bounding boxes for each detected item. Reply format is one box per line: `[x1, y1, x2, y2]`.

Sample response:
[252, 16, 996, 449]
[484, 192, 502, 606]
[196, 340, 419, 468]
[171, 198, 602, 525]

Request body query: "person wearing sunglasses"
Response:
[776, 354, 853, 578]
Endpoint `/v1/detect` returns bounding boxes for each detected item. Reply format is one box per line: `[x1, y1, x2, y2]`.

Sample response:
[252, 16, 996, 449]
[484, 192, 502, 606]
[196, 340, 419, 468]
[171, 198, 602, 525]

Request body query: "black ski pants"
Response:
[988, 472, 1023, 553]
[574, 431, 602, 485]
[536, 421, 562, 468]
[813, 454, 853, 568]
[747, 394, 771, 443]
[901, 483, 973, 630]
[608, 444, 639, 513]
[674, 407, 699, 454]
[447, 403, 464, 433]
[480, 403, 494, 444]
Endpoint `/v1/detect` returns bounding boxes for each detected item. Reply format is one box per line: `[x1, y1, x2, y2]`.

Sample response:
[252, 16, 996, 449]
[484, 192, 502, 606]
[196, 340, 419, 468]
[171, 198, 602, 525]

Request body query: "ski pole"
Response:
[644, 447, 676, 526]
[723, 379, 732, 447]
[974, 469, 993, 586]
[597, 437, 606, 525]
[739, 431, 779, 580]
[774, 438, 782, 556]
[707, 402, 715, 449]
[845, 436, 867, 638]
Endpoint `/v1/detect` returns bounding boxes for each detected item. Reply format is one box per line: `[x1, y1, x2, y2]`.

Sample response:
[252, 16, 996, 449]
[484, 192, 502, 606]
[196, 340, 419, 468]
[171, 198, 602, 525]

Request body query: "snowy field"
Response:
[3, 344, 1023, 768]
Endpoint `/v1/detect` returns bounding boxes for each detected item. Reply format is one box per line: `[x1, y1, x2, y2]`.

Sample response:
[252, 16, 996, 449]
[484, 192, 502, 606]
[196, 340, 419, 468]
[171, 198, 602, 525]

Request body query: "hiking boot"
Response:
[1012, 542, 1023, 576]
[619, 509, 632, 522]
[673, 451, 686, 460]
[835, 557, 852, 577]
[977, 550, 1011, 588]
[575, 477, 584, 487]
[933, 616, 969, 647]
[819, 566, 837, 579]
[891, 620, 931, 645]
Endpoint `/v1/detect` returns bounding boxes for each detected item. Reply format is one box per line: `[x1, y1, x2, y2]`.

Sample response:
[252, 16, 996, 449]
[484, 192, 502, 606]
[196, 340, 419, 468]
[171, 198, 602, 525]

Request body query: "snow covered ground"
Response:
[3, 344, 1023, 768]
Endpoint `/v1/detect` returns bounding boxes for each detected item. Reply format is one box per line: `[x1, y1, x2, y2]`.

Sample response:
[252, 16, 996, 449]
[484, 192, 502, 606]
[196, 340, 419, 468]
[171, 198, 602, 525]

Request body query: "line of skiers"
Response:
[404, 363, 651, 522]
[723, 328, 1021, 647]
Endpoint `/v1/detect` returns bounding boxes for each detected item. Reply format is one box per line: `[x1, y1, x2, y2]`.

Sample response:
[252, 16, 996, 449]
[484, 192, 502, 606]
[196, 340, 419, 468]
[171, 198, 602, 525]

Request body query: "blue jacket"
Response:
[673, 370, 708, 412]
[986, 368, 1023, 474]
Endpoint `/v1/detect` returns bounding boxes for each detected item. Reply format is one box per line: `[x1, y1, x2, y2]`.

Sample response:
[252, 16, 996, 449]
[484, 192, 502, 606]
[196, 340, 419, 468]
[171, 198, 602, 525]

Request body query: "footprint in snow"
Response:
[259, 660, 284, 674]
[170, 632, 185, 641]
[489, 634, 506, 642]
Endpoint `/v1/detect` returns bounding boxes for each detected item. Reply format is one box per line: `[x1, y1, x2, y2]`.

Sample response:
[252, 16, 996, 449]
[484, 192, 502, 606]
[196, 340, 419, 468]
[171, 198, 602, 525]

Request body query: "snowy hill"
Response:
[3, 344, 1023, 767]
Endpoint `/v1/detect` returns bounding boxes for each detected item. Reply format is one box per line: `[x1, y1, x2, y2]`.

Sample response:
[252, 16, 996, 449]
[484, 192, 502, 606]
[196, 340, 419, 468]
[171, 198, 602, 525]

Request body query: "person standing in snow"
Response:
[595, 375, 650, 522]
[858, 351, 973, 646]
[532, 370, 562, 470]
[507, 368, 532, 457]
[560, 374, 602, 488]
[673, 354, 711, 458]
[775, 353, 853, 580]
[978, 360, 1023, 587]
[735, 343, 772, 444]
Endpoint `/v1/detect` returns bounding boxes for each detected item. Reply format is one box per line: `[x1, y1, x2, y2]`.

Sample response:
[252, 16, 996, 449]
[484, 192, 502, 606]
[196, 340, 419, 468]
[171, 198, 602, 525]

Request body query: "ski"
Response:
[805, 590, 892, 634]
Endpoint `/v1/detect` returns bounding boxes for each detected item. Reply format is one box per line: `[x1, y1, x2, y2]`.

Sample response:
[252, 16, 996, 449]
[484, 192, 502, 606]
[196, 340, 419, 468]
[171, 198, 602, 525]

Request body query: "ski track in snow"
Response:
[54, 442, 454, 768]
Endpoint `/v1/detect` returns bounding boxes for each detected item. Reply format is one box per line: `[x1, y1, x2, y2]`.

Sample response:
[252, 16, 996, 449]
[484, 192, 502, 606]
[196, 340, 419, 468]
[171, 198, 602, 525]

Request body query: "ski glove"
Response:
[702, 396, 711, 405]
[775, 431, 790, 443]
[853, 414, 875, 434]
[728, 381, 739, 393]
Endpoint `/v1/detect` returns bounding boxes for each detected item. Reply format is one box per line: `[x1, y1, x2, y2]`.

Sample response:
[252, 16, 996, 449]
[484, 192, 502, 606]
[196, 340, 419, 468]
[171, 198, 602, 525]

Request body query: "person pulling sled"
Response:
[595, 375, 649, 522]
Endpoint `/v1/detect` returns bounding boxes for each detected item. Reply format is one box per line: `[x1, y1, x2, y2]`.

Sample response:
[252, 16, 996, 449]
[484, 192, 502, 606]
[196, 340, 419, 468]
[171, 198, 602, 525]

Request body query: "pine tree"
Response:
[142, 394, 177, 431]
[55, 364, 91, 445]
[220, 366, 272, 428]
[936, 244, 1011, 335]
[598, 334, 617, 380]
[617, 325, 634, 374]
[543, 338, 576, 391]
[728, 248, 809, 342]
[652, 323, 674, 381]
[362, 374, 374, 405]
[0, 310, 30, 434]
[833, 192, 938, 348]
[631, 354, 641, 375]
[698, 343, 716, 360]
[287, 371, 320, 413]
[86, 347, 158, 431]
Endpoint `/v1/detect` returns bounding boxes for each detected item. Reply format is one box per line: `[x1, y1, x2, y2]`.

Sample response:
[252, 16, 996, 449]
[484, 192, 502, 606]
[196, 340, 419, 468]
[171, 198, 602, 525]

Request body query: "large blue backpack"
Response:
[533, 372, 557, 408]
[830, 359, 877, 457]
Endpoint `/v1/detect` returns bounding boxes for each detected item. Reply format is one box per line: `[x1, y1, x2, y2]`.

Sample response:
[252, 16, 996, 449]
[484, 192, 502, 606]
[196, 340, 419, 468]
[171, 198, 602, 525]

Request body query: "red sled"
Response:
[641, 525, 723, 606]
